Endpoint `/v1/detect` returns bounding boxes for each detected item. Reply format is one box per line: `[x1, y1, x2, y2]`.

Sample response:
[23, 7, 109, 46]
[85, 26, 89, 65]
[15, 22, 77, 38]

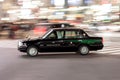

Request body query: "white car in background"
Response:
[97, 26, 109, 31]
[107, 25, 120, 32]
[76, 22, 120, 32]
[76, 24, 90, 30]
[88, 22, 120, 32]
[93, 25, 120, 32]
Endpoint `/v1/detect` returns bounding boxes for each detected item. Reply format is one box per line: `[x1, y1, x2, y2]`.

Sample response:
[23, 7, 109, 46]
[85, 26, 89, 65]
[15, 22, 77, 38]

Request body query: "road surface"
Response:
[0, 32, 120, 80]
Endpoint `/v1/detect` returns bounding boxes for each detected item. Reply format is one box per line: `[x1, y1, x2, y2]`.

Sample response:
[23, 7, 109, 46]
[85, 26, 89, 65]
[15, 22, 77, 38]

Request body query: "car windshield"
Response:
[25, 29, 48, 39]
[41, 29, 53, 39]
[30, 24, 51, 38]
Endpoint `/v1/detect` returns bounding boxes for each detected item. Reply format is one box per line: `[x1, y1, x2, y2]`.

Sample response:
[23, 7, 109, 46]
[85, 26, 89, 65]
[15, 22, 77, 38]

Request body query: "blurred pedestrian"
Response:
[8, 28, 15, 39]
[8, 24, 18, 39]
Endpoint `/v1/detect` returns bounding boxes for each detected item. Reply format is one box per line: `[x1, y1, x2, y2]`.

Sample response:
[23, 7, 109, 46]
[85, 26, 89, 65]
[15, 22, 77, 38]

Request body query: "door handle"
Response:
[52, 41, 55, 43]
[59, 40, 64, 42]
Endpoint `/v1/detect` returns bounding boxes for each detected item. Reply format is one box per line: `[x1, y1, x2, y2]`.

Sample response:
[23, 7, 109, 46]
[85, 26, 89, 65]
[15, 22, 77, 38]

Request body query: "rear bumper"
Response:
[90, 44, 104, 50]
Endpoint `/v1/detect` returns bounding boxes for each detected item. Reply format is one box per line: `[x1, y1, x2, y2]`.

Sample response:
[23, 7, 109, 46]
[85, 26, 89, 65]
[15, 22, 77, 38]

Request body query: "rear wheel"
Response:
[78, 45, 89, 55]
[27, 46, 38, 57]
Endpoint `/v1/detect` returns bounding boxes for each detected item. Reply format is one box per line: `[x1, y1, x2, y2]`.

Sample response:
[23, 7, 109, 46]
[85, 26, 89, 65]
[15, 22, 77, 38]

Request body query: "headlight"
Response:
[18, 41, 23, 46]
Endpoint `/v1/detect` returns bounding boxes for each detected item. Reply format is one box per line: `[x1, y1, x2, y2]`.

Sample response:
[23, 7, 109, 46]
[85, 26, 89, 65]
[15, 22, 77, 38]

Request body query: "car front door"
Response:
[40, 30, 64, 52]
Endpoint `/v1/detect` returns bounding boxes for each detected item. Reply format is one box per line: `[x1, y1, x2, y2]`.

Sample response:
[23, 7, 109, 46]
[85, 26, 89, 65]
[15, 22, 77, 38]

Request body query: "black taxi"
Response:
[18, 28, 104, 57]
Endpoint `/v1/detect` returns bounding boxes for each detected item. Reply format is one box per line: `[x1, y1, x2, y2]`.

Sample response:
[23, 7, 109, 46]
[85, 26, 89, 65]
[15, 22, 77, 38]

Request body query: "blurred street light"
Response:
[119, 4, 120, 19]
[0, 0, 4, 2]
[0, 0, 4, 20]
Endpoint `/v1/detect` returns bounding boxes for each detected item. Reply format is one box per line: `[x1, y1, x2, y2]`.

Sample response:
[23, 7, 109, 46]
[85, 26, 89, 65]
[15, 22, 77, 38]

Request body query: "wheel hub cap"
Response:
[29, 48, 37, 56]
[81, 47, 88, 54]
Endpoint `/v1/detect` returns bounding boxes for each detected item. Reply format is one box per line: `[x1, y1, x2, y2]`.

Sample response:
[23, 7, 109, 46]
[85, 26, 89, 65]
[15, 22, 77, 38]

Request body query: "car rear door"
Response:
[61, 30, 89, 52]
[61, 30, 79, 51]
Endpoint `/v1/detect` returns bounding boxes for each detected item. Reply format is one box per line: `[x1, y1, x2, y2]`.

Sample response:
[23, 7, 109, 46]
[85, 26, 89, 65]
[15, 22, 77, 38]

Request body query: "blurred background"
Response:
[0, 0, 120, 40]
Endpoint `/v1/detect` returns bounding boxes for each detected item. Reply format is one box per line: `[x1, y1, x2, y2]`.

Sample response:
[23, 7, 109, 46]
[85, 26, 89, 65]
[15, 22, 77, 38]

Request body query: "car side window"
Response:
[78, 31, 88, 38]
[56, 31, 64, 39]
[65, 30, 88, 39]
[65, 31, 77, 39]
[46, 31, 57, 39]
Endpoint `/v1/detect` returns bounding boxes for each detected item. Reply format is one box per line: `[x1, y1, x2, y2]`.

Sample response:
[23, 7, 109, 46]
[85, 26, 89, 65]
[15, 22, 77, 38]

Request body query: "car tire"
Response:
[78, 45, 89, 55]
[27, 46, 38, 57]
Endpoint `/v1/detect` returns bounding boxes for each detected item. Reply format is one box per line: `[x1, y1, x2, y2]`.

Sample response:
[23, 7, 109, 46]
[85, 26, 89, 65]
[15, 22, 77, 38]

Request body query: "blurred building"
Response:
[0, 0, 120, 22]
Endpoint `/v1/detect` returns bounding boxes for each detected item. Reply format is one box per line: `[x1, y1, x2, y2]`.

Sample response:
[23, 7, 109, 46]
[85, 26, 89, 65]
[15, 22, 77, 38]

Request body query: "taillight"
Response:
[102, 38, 104, 43]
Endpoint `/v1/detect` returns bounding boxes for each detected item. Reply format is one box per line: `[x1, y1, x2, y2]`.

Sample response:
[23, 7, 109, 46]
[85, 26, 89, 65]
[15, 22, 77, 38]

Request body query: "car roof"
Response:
[51, 27, 84, 31]
[35, 22, 70, 26]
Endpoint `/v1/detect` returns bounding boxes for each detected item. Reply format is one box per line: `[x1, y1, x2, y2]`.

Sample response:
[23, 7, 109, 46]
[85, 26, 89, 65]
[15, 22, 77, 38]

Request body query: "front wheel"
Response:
[78, 45, 89, 55]
[27, 46, 38, 57]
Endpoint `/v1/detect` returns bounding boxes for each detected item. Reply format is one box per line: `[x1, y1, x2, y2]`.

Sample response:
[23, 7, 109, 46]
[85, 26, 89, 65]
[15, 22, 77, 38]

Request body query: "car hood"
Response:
[21, 37, 42, 42]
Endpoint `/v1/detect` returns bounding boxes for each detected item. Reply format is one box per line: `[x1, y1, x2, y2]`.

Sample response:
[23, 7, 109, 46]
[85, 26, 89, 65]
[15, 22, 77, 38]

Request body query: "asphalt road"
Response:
[0, 44, 120, 80]
[0, 31, 120, 80]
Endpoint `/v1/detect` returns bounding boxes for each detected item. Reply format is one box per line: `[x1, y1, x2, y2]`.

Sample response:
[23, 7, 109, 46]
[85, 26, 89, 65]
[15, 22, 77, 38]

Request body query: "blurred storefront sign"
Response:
[112, 0, 119, 5]
[100, 0, 119, 5]
[17, 0, 44, 7]
[2, 2, 12, 10]
[0, 0, 4, 2]
[101, 0, 110, 4]
[68, 0, 82, 6]
[51, 0, 65, 8]
[17, 0, 23, 6]
[84, 0, 93, 5]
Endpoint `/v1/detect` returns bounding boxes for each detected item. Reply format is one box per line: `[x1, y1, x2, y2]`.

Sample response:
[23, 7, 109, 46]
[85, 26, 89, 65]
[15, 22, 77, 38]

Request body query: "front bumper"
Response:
[18, 46, 27, 52]
[18, 41, 27, 52]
